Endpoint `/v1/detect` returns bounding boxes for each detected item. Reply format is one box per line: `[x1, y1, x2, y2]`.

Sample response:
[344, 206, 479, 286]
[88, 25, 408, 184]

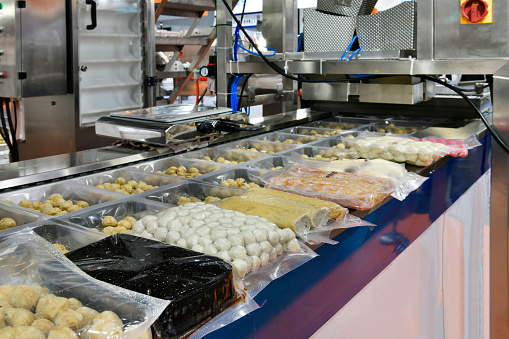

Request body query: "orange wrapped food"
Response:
[265, 164, 396, 210]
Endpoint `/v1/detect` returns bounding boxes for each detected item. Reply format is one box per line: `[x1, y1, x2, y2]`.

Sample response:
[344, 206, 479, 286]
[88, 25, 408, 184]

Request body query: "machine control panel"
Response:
[460, 0, 493, 24]
[0, 0, 67, 98]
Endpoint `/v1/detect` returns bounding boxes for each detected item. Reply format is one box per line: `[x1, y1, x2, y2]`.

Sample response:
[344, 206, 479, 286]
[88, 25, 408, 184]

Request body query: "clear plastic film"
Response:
[258, 164, 396, 210]
[290, 153, 429, 201]
[0, 229, 169, 339]
[65, 233, 259, 339]
[340, 132, 481, 166]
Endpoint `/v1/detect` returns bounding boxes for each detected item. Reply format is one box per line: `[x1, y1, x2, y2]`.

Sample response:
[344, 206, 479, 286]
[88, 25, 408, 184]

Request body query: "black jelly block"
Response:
[66, 234, 235, 337]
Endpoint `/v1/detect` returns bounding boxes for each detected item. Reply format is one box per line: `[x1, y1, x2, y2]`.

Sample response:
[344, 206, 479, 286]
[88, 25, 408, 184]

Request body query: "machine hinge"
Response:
[145, 76, 157, 86]
[18, 1, 26, 8]
[18, 72, 26, 80]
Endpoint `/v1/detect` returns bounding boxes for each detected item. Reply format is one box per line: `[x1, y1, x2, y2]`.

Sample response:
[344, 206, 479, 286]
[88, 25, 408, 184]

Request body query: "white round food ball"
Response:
[260, 241, 272, 254]
[153, 228, 168, 242]
[250, 256, 261, 270]
[279, 228, 295, 243]
[229, 245, 247, 260]
[218, 217, 233, 224]
[195, 226, 210, 236]
[275, 243, 283, 255]
[229, 234, 244, 246]
[176, 209, 190, 217]
[157, 215, 171, 228]
[140, 230, 154, 239]
[192, 244, 204, 253]
[180, 228, 195, 238]
[253, 229, 268, 243]
[260, 252, 270, 266]
[167, 219, 183, 231]
[190, 219, 205, 228]
[141, 215, 157, 224]
[214, 238, 232, 251]
[269, 247, 277, 260]
[268, 231, 281, 246]
[193, 212, 206, 220]
[132, 221, 145, 234]
[232, 220, 244, 228]
[186, 234, 200, 247]
[178, 216, 192, 225]
[226, 228, 241, 236]
[286, 238, 301, 252]
[208, 221, 220, 228]
[204, 244, 218, 256]
[211, 230, 228, 241]
[217, 250, 231, 262]
[176, 238, 188, 248]
[198, 237, 213, 247]
[243, 231, 256, 245]
[245, 256, 253, 271]
[145, 220, 158, 234]
[166, 230, 180, 244]
[232, 259, 249, 278]
[246, 243, 262, 257]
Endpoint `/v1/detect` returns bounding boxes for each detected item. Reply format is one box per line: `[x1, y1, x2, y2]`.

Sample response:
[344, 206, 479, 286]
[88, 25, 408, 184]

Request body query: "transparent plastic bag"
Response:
[302, 213, 375, 245]
[0, 229, 169, 339]
[259, 164, 397, 210]
[65, 234, 259, 339]
[290, 153, 429, 201]
[340, 132, 480, 166]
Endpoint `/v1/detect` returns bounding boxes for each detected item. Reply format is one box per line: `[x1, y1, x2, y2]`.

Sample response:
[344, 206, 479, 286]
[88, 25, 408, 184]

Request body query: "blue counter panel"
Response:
[205, 135, 492, 339]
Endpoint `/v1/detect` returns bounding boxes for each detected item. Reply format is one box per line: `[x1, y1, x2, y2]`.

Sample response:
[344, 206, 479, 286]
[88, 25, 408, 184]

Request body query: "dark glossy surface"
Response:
[203, 134, 491, 338]
[66, 234, 235, 337]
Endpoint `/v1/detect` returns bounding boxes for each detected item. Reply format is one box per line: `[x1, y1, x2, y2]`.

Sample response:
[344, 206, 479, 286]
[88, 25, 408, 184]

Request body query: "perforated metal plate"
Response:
[357, 2, 417, 51]
[317, 0, 377, 17]
[303, 9, 356, 52]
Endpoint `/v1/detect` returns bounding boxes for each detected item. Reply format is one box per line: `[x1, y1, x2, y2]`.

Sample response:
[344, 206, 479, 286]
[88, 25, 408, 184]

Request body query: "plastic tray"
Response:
[244, 155, 293, 173]
[63, 200, 170, 232]
[278, 126, 343, 137]
[278, 146, 358, 161]
[249, 132, 322, 144]
[73, 168, 182, 193]
[145, 181, 247, 206]
[366, 120, 435, 135]
[135, 157, 230, 177]
[195, 167, 266, 188]
[311, 131, 386, 149]
[0, 182, 124, 217]
[216, 139, 298, 154]
[179, 148, 267, 165]
[300, 120, 370, 131]
[0, 202, 46, 234]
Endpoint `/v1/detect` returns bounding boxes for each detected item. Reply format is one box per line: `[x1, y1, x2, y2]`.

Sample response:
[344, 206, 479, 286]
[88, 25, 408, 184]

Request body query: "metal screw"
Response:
[80, 66, 88, 72]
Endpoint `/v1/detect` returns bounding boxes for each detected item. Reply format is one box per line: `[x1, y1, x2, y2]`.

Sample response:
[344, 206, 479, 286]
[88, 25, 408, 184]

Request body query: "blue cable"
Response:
[238, 44, 277, 57]
[230, 75, 244, 112]
[233, 26, 240, 61]
[346, 48, 361, 61]
[339, 35, 358, 61]
[297, 29, 304, 52]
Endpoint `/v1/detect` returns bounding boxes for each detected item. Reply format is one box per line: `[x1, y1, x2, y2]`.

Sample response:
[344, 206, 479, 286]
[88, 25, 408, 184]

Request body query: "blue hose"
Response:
[238, 44, 277, 57]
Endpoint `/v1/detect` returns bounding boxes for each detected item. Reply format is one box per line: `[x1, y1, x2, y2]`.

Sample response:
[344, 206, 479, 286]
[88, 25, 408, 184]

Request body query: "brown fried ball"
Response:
[5, 308, 35, 326]
[8, 286, 39, 311]
[15, 325, 46, 339]
[117, 220, 131, 230]
[48, 194, 63, 201]
[0, 218, 16, 230]
[75, 201, 89, 209]
[18, 200, 32, 209]
[0, 326, 17, 338]
[66, 205, 82, 213]
[36, 294, 70, 321]
[67, 299, 82, 311]
[54, 308, 84, 330]
[93, 311, 122, 327]
[31, 318, 54, 336]
[101, 216, 117, 228]
[76, 307, 99, 327]
[52, 244, 67, 254]
[47, 326, 78, 339]
[31, 286, 49, 298]
[123, 217, 136, 228]
[87, 319, 123, 339]
[0, 285, 14, 299]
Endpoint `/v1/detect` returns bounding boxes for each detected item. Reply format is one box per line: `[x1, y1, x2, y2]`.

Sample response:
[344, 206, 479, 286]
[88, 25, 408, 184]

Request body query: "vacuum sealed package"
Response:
[218, 187, 373, 245]
[0, 230, 169, 339]
[261, 164, 396, 210]
[65, 234, 258, 339]
[290, 153, 429, 201]
[341, 132, 480, 166]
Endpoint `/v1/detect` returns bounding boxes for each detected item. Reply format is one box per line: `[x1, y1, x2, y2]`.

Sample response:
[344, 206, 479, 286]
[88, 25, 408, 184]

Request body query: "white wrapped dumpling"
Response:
[8, 285, 39, 311]
[35, 294, 70, 321]
[54, 308, 84, 330]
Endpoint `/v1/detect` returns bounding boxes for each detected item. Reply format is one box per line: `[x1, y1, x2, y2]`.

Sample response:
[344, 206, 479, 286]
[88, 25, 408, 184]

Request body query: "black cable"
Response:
[4, 98, 19, 161]
[221, 0, 390, 84]
[0, 99, 14, 159]
[13, 100, 17, 135]
[240, 0, 247, 23]
[238, 73, 253, 108]
[198, 88, 207, 104]
[420, 75, 509, 153]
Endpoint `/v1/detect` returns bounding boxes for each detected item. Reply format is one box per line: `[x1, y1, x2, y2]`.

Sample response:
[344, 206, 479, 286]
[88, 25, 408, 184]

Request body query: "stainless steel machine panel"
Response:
[434, 0, 509, 59]
[0, 0, 67, 98]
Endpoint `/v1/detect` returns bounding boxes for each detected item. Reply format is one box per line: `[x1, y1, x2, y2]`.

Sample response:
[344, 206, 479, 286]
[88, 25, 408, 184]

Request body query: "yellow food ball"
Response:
[18, 200, 32, 209]
[0, 218, 16, 230]
[117, 220, 132, 230]
[48, 194, 63, 201]
[115, 177, 126, 185]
